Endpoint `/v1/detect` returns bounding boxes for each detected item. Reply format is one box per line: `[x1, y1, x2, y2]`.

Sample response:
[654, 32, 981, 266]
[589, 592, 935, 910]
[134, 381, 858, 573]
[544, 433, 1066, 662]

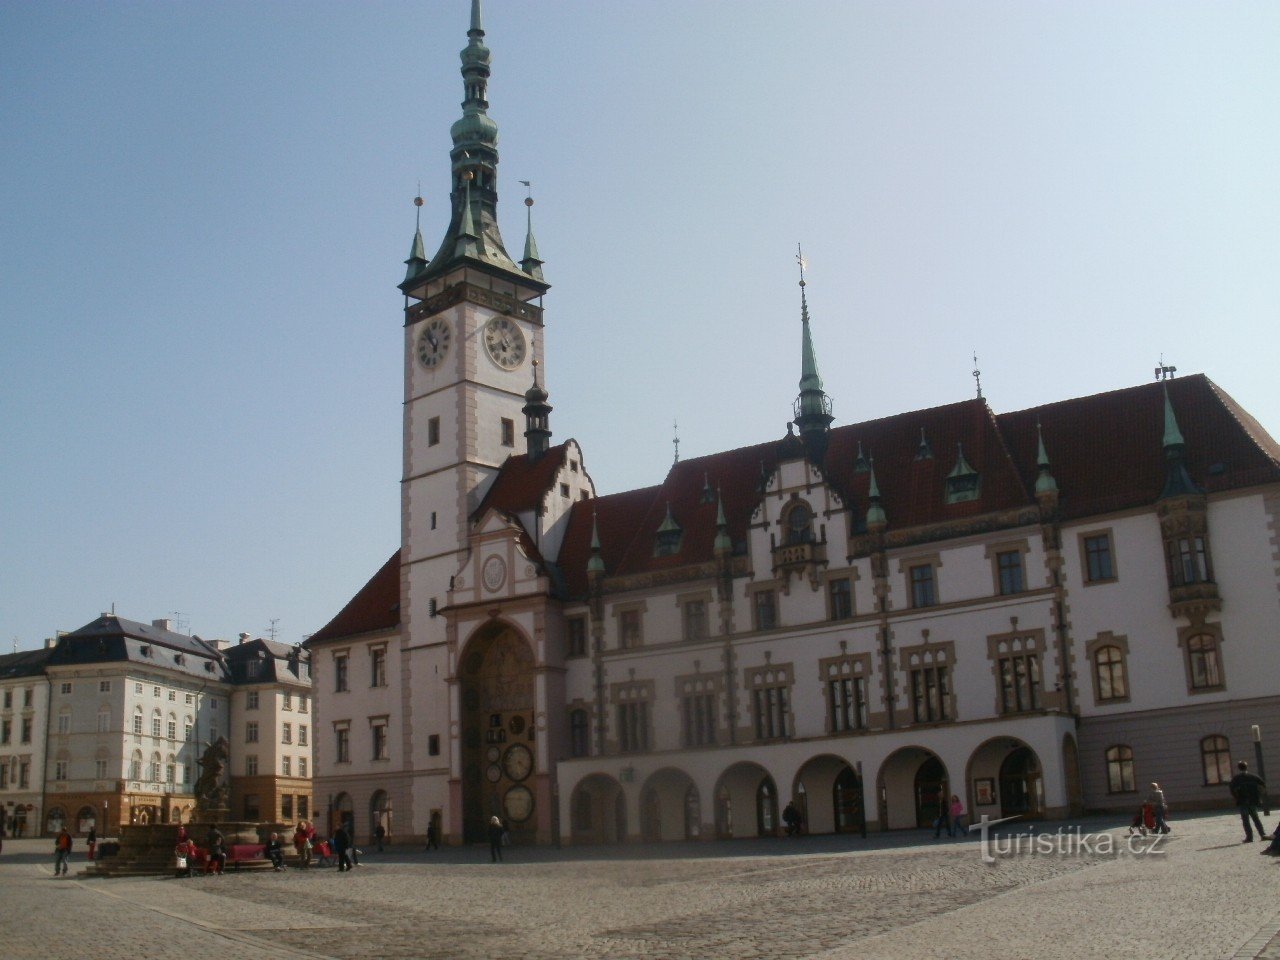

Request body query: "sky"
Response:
[2, 1, 1277, 651]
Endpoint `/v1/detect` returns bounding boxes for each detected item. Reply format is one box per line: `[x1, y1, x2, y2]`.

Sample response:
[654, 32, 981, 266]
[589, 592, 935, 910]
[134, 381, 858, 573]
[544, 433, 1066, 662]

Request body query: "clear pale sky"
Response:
[3, 1, 1277, 650]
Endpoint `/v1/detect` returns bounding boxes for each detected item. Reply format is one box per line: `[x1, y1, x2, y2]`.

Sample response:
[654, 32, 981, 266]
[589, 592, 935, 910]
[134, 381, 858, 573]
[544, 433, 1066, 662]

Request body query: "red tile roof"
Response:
[476, 443, 570, 517]
[557, 375, 1280, 596]
[307, 550, 401, 645]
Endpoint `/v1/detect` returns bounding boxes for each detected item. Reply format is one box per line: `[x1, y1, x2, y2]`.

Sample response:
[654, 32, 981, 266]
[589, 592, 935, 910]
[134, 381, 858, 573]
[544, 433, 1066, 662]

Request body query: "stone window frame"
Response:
[333, 648, 351, 693]
[565, 615, 589, 659]
[333, 720, 351, 764]
[743, 662, 795, 741]
[674, 670, 723, 747]
[610, 679, 655, 753]
[1105, 744, 1136, 794]
[567, 700, 593, 758]
[822, 568, 859, 621]
[369, 714, 390, 761]
[1084, 632, 1131, 705]
[987, 630, 1047, 716]
[1077, 528, 1119, 586]
[897, 552, 943, 609]
[1200, 734, 1233, 785]
[1177, 622, 1226, 694]
[677, 590, 714, 643]
[612, 600, 647, 650]
[369, 643, 389, 688]
[747, 580, 783, 633]
[818, 652, 873, 734]
[985, 538, 1031, 597]
[781, 498, 816, 546]
[897, 640, 956, 724]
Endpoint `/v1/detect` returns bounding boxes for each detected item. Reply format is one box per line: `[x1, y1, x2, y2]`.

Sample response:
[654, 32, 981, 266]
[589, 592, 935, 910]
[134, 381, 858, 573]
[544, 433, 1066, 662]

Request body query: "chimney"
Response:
[44, 637, 58, 649]
[152, 618, 173, 632]
[238, 633, 251, 645]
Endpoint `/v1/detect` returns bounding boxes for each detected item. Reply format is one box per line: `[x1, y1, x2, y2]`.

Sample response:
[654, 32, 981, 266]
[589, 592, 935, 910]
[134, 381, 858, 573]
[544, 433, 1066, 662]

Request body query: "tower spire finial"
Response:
[673, 419, 680, 465]
[792, 245, 834, 462]
[522, 332, 552, 463]
[518, 180, 545, 281]
[972, 352, 983, 399]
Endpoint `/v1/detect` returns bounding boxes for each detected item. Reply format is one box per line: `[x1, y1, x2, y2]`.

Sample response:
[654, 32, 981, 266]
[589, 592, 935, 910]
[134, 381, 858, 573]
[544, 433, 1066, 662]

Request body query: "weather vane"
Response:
[1154, 354, 1176, 381]
[796, 243, 808, 286]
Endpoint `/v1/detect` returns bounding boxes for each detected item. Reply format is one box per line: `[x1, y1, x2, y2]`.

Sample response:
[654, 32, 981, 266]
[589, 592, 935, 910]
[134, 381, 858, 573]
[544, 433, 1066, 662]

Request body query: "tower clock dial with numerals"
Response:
[483, 316, 526, 369]
[416, 317, 452, 369]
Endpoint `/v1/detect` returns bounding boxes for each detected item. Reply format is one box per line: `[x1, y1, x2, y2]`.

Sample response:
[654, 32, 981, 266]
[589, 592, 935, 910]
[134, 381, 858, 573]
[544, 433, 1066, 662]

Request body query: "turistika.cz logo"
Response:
[974, 815, 1168, 865]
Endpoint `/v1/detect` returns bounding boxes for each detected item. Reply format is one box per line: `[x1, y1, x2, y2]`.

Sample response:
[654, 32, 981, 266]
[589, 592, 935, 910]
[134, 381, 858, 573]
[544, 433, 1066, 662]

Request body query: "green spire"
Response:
[791, 246, 834, 460]
[1034, 421, 1058, 496]
[947, 442, 975, 479]
[866, 458, 887, 528]
[1159, 385, 1200, 498]
[404, 227, 428, 282]
[587, 513, 605, 574]
[520, 188, 544, 281]
[714, 489, 732, 554]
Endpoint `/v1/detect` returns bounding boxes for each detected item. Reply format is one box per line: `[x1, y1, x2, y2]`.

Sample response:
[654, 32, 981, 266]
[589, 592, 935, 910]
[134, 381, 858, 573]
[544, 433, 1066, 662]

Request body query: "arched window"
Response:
[1201, 735, 1232, 785]
[756, 779, 777, 836]
[1187, 635, 1223, 689]
[167, 713, 177, 740]
[97, 708, 111, 733]
[1093, 645, 1127, 701]
[166, 754, 176, 784]
[130, 750, 143, 781]
[183, 715, 193, 741]
[785, 503, 814, 545]
[1105, 745, 1135, 794]
[149, 752, 162, 782]
[569, 709, 590, 757]
[151, 709, 162, 738]
[132, 706, 143, 736]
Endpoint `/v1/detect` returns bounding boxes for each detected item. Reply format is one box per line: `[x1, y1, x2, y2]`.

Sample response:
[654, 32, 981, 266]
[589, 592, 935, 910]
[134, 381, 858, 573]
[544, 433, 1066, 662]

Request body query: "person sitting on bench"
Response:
[265, 832, 286, 871]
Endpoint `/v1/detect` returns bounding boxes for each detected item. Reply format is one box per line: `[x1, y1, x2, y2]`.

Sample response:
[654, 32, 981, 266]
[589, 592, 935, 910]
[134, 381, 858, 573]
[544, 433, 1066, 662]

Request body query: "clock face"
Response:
[504, 785, 534, 823]
[502, 743, 533, 782]
[483, 316, 526, 370]
[486, 764, 502, 783]
[416, 317, 452, 369]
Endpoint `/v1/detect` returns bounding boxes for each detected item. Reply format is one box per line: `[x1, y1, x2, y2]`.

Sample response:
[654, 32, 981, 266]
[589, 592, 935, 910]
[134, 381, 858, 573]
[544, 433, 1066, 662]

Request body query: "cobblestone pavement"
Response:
[1, 812, 1277, 960]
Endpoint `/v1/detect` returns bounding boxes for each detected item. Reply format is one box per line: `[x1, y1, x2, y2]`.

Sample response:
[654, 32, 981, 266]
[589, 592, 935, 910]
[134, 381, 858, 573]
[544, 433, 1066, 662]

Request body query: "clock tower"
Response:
[396, 0, 550, 802]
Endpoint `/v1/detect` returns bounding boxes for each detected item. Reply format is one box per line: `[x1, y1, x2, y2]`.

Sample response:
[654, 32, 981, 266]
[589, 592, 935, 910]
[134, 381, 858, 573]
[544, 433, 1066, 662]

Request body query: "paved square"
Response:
[2, 812, 1278, 960]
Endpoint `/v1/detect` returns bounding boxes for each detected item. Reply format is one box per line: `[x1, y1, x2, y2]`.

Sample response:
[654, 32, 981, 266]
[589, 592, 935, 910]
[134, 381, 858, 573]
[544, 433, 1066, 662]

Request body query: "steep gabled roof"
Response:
[476, 442, 570, 518]
[306, 550, 401, 645]
[999, 374, 1280, 520]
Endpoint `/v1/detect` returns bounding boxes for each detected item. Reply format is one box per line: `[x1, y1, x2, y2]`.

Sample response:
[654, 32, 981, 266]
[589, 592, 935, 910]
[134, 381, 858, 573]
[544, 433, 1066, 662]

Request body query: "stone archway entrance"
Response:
[714, 762, 777, 839]
[639, 768, 701, 842]
[569, 774, 625, 845]
[877, 747, 948, 830]
[793, 755, 864, 835]
[459, 624, 537, 843]
[999, 747, 1043, 819]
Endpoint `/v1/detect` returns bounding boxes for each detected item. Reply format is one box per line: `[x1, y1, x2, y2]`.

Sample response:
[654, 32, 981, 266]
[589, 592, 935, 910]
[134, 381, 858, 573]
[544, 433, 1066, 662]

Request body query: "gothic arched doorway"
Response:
[999, 746, 1043, 819]
[459, 624, 537, 843]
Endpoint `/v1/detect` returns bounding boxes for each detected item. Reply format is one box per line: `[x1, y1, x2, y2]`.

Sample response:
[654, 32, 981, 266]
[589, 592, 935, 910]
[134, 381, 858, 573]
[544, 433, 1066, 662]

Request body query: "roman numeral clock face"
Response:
[416, 317, 452, 369]
[483, 316, 526, 370]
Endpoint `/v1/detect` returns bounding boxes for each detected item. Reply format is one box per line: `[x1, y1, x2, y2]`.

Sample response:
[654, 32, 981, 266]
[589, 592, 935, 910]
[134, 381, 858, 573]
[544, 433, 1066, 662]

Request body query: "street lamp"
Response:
[1253, 726, 1269, 816]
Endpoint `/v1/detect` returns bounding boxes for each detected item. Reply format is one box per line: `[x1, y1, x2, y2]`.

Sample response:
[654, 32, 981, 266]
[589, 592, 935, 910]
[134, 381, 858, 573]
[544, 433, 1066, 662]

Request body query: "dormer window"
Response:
[140, 645, 152, 658]
[654, 504, 682, 557]
[945, 443, 980, 503]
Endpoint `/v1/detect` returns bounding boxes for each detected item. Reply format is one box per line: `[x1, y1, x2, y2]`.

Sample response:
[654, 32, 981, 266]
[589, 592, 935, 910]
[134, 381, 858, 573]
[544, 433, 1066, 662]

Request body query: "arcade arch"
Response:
[878, 747, 948, 829]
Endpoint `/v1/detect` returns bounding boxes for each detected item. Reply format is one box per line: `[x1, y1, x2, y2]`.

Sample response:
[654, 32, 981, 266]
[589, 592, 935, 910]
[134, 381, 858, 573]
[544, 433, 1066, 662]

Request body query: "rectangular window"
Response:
[168, 690, 176, 701]
[298, 796, 309, 819]
[282, 794, 294, 821]
[246, 691, 259, 710]
[19, 760, 30, 788]
[428, 416, 441, 446]
[428, 734, 440, 756]
[560, 482, 570, 498]
[371, 647, 387, 688]
[569, 711, 589, 758]
[336, 727, 350, 763]
[910, 565, 937, 608]
[299, 758, 308, 777]
[752, 685, 789, 740]
[55, 760, 68, 781]
[2, 690, 10, 709]
[501, 418, 515, 447]
[616, 701, 650, 753]
[244, 794, 260, 821]
[299, 695, 309, 714]
[282, 756, 292, 777]
[298, 725, 308, 746]
[619, 609, 642, 649]
[246, 661, 262, 679]
[1083, 534, 1115, 582]
[153, 686, 161, 698]
[245, 721, 259, 743]
[282, 722, 293, 744]
[283, 692, 292, 711]
[245, 755, 258, 776]
[0, 764, 7, 789]
[132, 714, 143, 736]
[753, 591, 778, 631]
[681, 693, 717, 747]
[60, 682, 73, 695]
[996, 551, 1025, 595]
[185, 693, 193, 704]
[135, 682, 143, 695]
[997, 654, 1042, 714]
[151, 717, 162, 738]
[372, 723, 388, 760]
[99, 680, 111, 693]
[184, 721, 193, 741]
[166, 763, 175, 783]
[57, 713, 70, 734]
[0, 719, 9, 744]
[828, 578, 853, 620]
[828, 676, 868, 732]
[97, 711, 110, 733]
[95, 759, 108, 780]
[566, 616, 588, 658]
[167, 720, 176, 740]
[910, 666, 951, 723]
[183, 762, 191, 784]
[682, 600, 709, 642]
[23, 687, 33, 707]
[335, 654, 349, 692]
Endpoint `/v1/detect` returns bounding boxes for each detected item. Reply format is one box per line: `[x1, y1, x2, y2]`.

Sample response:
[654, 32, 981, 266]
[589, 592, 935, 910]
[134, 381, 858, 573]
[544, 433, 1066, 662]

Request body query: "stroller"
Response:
[1128, 803, 1156, 835]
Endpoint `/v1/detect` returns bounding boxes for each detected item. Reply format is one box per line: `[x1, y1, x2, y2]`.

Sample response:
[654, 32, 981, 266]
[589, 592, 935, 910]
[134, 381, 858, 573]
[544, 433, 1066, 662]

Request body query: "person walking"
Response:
[375, 822, 386, 853]
[1230, 760, 1267, 842]
[344, 817, 361, 866]
[294, 821, 313, 868]
[53, 827, 73, 876]
[1146, 782, 1170, 834]
[86, 826, 97, 861]
[782, 802, 802, 838]
[333, 823, 352, 872]
[425, 820, 440, 852]
[488, 816, 505, 863]
[948, 795, 968, 837]
[205, 825, 227, 875]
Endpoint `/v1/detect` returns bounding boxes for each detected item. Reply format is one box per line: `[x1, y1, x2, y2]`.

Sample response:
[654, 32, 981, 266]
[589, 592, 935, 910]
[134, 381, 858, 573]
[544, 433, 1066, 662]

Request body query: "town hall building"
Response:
[305, 1, 1280, 847]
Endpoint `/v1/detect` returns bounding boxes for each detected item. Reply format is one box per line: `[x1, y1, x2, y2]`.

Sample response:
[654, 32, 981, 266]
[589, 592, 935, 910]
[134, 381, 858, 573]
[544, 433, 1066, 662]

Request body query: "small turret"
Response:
[865, 458, 887, 531]
[1034, 420, 1059, 507]
[520, 188, 545, 282]
[1159, 386, 1200, 499]
[713, 490, 732, 556]
[587, 513, 605, 577]
[522, 358, 552, 463]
